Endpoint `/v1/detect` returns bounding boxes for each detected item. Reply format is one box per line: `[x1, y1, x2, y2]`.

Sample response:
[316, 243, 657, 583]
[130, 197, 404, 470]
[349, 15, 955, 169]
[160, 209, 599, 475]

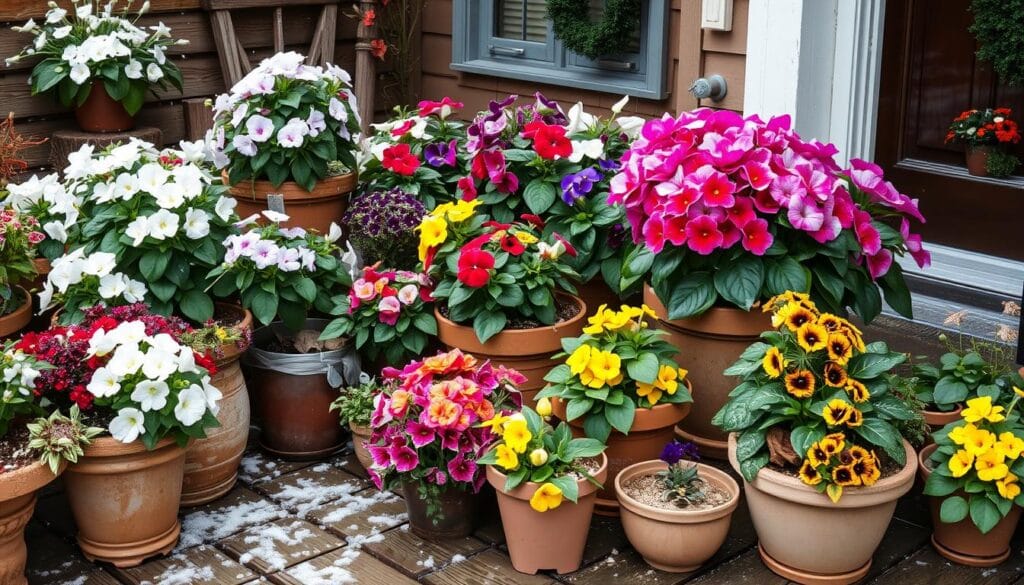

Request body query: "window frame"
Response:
[451, 0, 671, 100]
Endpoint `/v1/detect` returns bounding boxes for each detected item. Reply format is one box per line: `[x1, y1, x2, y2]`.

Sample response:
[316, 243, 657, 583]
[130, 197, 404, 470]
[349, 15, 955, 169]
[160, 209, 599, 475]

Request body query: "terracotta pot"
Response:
[728, 434, 915, 584]
[0, 287, 32, 340]
[644, 284, 770, 459]
[487, 453, 607, 574]
[225, 171, 356, 235]
[921, 404, 964, 430]
[349, 422, 373, 471]
[402, 482, 479, 540]
[965, 145, 990, 177]
[918, 443, 1022, 566]
[552, 392, 691, 515]
[64, 436, 187, 567]
[29, 257, 51, 292]
[181, 305, 253, 506]
[434, 293, 587, 406]
[574, 278, 622, 317]
[615, 459, 740, 572]
[0, 461, 64, 585]
[74, 83, 135, 133]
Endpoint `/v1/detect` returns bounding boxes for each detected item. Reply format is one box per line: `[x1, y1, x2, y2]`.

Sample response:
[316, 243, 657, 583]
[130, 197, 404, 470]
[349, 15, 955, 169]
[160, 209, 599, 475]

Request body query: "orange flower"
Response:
[370, 38, 388, 60]
[426, 398, 461, 427]
[361, 8, 376, 27]
[785, 370, 816, 398]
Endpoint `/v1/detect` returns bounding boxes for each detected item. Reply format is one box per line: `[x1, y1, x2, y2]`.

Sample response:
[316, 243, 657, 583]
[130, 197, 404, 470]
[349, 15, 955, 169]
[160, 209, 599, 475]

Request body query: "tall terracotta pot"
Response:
[63, 436, 187, 567]
[0, 461, 64, 585]
[728, 434, 915, 584]
[552, 392, 691, 515]
[0, 287, 32, 340]
[644, 284, 770, 459]
[225, 171, 356, 235]
[434, 294, 587, 406]
[349, 422, 373, 471]
[616, 459, 740, 572]
[918, 443, 1022, 566]
[402, 482, 480, 540]
[181, 306, 253, 506]
[487, 453, 608, 574]
[74, 83, 135, 133]
[965, 145, 990, 177]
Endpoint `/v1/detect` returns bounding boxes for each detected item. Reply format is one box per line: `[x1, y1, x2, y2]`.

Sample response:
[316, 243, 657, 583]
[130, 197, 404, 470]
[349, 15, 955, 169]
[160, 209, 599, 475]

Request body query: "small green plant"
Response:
[26, 406, 103, 475]
[987, 149, 1021, 178]
[330, 376, 380, 428]
[884, 373, 930, 447]
[657, 440, 707, 508]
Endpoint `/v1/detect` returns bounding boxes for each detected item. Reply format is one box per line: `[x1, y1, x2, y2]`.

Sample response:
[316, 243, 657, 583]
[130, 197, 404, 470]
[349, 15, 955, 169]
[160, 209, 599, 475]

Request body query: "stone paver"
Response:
[218, 517, 345, 574]
[362, 526, 488, 578]
[268, 546, 419, 585]
[113, 544, 258, 585]
[423, 548, 559, 585]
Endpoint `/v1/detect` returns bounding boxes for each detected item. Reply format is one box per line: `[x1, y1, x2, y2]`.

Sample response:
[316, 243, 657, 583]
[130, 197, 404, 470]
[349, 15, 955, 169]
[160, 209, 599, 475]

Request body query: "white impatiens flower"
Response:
[124, 279, 148, 303]
[201, 379, 222, 416]
[328, 97, 347, 121]
[397, 284, 418, 305]
[43, 221, 68, 243]
[214, 196, 237, 222]
[53, 25, 72, 39]
[70, 63, 91, 84]
[174, 385, 207, 426]
[137, 162, 169, 193]
[97, 273, 128, 299]
[179, 139, 208, 163]
[87, 367, 121, 398]
[113, 172, 141, 200]
[326, 222, 343, 243]
[124, 59, 143, 79]
[276, 118, 308, 148]
[246, 115, 274, 142]
[148, 208, 180, 239]
[37, 282, 55, 312]
[125, 216, 151, 246]
[146, 62, 163, 82]
[87, 329, 118, 358]
[110, 408, 147, 443]
[107, 345, 145, 376]
[569, 139, 605, 163]
[232, 134, 257, 157]
[131, 380, 170, 412]
[183, 208, 211, 239]
[45, 8, 67, 23]
[142, 349, 178, 381]
[154, 183, 185, 209]
[261, 209, 290, 223]
[83, 252, 117, 276]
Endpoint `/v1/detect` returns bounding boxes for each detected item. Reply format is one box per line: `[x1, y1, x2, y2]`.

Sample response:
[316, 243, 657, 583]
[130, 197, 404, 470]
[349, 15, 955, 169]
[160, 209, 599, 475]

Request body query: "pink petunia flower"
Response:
[865, 249, 893, 279]
[447, 455, 478, 483]
[378, 296, 401, 325]
[787, 194, 825, 232]
[684, 215, 724, 255]
[406, 420, 436, 448]
[388, 445, 419, 472]
[740, 218, 773, 255]
[642, 212, 667, 253]
[725, 196, 757, 227]
[686, 165, 736, 208]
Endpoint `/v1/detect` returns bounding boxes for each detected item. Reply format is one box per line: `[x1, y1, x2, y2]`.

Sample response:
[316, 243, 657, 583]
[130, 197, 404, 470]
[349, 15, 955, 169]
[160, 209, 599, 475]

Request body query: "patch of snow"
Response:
[450, 554, 467, 564]
[366, 510, 407, 527]
[58, 578, 87, 585]
[238, 520, 316, 572]
[178, 499, 286, 549]
[346, 532, 385, 549]
[268, 476, 363, 517]
[285, 549, 360, 585]
[139, 557, 216, 585]
[238, 452, 281, 483]
[416, 555, 436, 569]
[982, 568, 998, 577]
[318, 490, 400, 525]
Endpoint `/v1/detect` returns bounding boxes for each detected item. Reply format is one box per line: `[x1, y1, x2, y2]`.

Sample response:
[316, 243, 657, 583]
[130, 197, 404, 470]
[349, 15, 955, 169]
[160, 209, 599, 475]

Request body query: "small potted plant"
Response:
[0, 114, 53, 281]
[209, 51, 361, 233]
[342, 187, 426, 271]
[366, 349, 523, 539]
[920, 387, 1024, 566]
[615, 440, 741, 572]
[481, 405, 607, 575]
[40, 248, 149, 322]
[0, 209, 44, 338]
[2, 171, 79, 265]
[538, 302, 693, 514]
[946, 108, 1021, 177]
[914, 348, 1008, 429]
[6, 0, 185, 132]
[419, 199, 586, 404]
[714, 291, 921, 584]
[329, 374, 381, 470]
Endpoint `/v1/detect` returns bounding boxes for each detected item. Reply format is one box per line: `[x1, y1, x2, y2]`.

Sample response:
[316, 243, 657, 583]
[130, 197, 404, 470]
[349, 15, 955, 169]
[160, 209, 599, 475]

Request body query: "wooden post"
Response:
[355, 0, 378, 134]
[1017, 282, 1023, 366]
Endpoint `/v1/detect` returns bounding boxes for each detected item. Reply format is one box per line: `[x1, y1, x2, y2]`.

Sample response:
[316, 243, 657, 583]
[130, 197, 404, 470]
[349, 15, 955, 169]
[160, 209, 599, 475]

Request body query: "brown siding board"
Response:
[698, 51, 744, 111]
[421, 0, 452, 35]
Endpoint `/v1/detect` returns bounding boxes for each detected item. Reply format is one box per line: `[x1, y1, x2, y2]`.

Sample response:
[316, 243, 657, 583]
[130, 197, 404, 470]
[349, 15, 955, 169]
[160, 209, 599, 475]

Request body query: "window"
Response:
[451, 0, 671, 99]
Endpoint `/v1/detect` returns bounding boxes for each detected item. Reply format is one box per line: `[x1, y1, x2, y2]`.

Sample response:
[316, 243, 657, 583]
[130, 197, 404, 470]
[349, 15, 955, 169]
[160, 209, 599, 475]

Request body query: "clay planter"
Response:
[402, 482, 480, 540]
[0, 287, 32, 340]
[225, 171, 356, 235]
[435, 294, 587, 406]
[644, 284, 770, 459]
[74, 83, 135, 133]
[181, 305, 253, 507]
[63, 436, 187, 567]
[918, 443, 1022, 566]
[487, 453, 607, 574]
[965, 145, 990, 177]
[728, 434, 915, 584]
[552, 393, 691, 516]
[921, 404, 964, 431]
[349, 422, 373, 471]
[0, 461, 64, 585]
[615, 459, 740, 572]
[574, 278, 623, 317]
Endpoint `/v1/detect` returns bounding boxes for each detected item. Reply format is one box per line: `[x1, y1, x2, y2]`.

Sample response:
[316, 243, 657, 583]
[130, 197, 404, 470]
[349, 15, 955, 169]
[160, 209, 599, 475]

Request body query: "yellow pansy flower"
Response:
[417, 215, 448, 261]
[503, 419, 533, 454]
[997, 432, 1024, 459]
[826, 332, 854, 366]
[762, 346, 786, 379]
[962, 396, 1006, 424]
[636, 382, 663, 405]
[477, 413, 510, 433]
[822, 399, 853, 426]
[529, 482, 564, 512]
[495, 444, 519, 470]
[948, 422, 978, 446]
[582, 304, 613, 335]
[948, 449, 974, 478]
[430, 202, 454, 218]
[655, 364, 679, 394]
[962, 427, 995, 456]
[799, 460, 822, 485]
[997, 473, 1021, 500]
[796, 321, 829, 353]
[566, 344, 593, 376]
[604, 310, 633, 331]
[445, 199, 481, 222]
[580, 350, 622, 389]
[975, 448, 1009, 482]
[513, 230, 539, 245]
[775, 302, 816, 332]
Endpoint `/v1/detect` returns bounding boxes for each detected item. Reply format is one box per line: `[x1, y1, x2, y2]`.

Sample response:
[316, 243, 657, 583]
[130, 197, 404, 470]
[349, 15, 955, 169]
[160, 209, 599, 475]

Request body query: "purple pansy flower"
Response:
[424, 139, 458, 167]
[560, 168, 602, 204]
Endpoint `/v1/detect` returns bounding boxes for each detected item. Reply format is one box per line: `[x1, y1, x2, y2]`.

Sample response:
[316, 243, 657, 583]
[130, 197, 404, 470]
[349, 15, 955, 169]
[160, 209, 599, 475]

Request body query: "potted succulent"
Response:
[920, 388, 1024, 566]
[419, 199, 586, 404]
[616, 440, 741, 572]
[342, 187, 426, 271]
[481, 405, 607, 574]
[611, 109, 930, 458]
[946, 108, 1021, 177]
[0, 209, 44, 338]
[538, 302, 693, 514]
[714, 291, 921, 584]
[13, 307, 221, 567]
[319, 265, 437, 372]
[209, 51, 362, 233]
[330, 374, 381, 471]
[6, 0, 185, 132]
[367, 349, 523, 539]
[359, 98, 468, 208]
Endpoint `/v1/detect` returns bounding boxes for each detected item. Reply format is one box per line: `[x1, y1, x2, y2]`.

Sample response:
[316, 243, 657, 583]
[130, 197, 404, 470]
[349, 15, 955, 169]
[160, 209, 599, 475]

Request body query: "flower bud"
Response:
[529, 448, 548, 466]
[536, 397, 552, 417]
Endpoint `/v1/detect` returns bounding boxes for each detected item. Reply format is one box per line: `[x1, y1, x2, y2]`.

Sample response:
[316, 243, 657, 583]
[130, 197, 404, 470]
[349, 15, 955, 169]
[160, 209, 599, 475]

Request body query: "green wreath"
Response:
[546, 0, 642, 60]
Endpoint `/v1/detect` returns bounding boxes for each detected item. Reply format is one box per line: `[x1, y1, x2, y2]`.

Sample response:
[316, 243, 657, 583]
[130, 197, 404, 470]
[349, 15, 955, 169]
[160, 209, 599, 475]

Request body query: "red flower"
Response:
[523, 120, 571, 160]
[740, 218, 773, 255]
[418, 97, 464, 118]
[457, 248, 495, 288]
[382, 143, 420, 176]
[390, 119, 415, 137]
[520, 214, 545, 229]
[471, 153, 488, 179]
[361, 9, 376, 27]
[370, 39, 388, 60]
[499, 234, 525, 256]
[457, 176, 478, 200]
[552, 233, 577, 257]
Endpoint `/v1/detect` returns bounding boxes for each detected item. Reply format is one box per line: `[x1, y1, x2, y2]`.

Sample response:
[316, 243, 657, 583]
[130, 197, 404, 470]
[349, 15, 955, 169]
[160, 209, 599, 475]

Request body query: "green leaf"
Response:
[566, 398, 594, 421]
[412, 312, 437, 335]
[969, 496, 1002, 534]
[583, 410, 612, 443]
[250, 290, 279, 325]
[548, 475, 580, 504]
[739, 452, 769, 483]
[879, 263, 913, 318]
[563, 438, 605, 460]
[790, 425, 825, 458]
[140, 250, 170, 281]
[932, 377, 969, 405]
[178, 289, 214, 322]
[713, 256, 765, 311]
[765, 257, 809, 296]
[31, 59, 67, 94]
[846, 351, 907, 380]
[294, 277, 317, 303]
[121, 83, 146, 116]
[523, 179, 557, 214]
[855, 419, 905, 465]
[473, 310, 507, 343]
[736, 429, 767, 461]
[923, 472, 961, 497]
[626, 352, 659, 385]
[939, 496, 969, 524]
[604, 399, 636, 435]
[664, 272, 716, 319]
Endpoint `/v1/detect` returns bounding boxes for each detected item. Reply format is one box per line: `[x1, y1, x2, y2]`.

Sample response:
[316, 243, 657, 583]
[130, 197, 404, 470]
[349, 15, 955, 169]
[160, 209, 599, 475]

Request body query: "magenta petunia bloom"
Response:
[389, 445, 419, 472]
[786, 194, 825, 232]
[684, 215, 724, 255]
[688, 165, 736, 208]
[740, 218, 773, 255]
[406, 420, 436, 448]
[866, 249, 894, 280]
[447, 455, 477, 483]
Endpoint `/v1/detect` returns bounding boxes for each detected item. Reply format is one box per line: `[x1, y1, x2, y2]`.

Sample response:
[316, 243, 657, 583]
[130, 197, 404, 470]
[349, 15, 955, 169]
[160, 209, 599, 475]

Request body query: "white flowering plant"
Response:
[41, 248, 148, 323]
[207, 213, 353, 330]
[209, 51, 361, 191]
[6, 0, 185, 116]
[2, 173, 81, 260]
[0, 342, 49, 437]
[55, 139, 237, 322]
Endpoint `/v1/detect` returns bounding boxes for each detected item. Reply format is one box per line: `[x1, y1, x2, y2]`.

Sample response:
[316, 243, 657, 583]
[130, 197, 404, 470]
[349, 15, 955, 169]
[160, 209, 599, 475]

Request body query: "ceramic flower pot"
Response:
[921, 404, 964, 430]
[615, 459, 740, 572]
[552, 393, 691, 516]
[74, 82, 135, 133]
[225, 171, 356, 235]
[401, 482, 480, 540]
[181, 305, 253, 507]
[0, 461, 64, 585]
[918, 443, 1022, 566]
[0, 287, 32, 340]
[486, 453, 608, 575]
[645, 285, 770, 459]
[434, 293, 587, 406]
[728, 434, 915, 584]
[63, 436, 187, 568]
[965, 145, 991, 177]
[349, 422, 373, 471]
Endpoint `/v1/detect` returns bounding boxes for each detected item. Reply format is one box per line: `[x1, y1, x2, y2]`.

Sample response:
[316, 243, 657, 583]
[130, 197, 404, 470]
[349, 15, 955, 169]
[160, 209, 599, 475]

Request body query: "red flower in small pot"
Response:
[457, 248, 495, 288]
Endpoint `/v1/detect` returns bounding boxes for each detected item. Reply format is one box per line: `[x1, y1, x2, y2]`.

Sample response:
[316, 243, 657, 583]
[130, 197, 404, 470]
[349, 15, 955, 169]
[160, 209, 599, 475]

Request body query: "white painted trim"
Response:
[743, 0, 805, 120]
[898, 242, 1024, 299]
[828, 0, 886, 163]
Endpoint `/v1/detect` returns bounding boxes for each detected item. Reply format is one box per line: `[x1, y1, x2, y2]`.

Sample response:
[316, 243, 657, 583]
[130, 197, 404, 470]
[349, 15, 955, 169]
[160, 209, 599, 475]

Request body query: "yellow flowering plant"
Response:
[536, 304, 693, 443]
[713, 291, 920, 502]
[478, 406, 606, 512]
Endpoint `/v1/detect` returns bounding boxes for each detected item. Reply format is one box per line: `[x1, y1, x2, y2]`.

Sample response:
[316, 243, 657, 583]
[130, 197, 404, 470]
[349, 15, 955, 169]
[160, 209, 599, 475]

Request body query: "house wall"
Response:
[419, 0, 749, 119]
